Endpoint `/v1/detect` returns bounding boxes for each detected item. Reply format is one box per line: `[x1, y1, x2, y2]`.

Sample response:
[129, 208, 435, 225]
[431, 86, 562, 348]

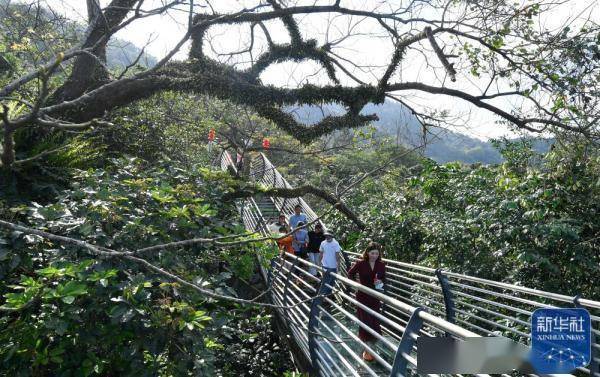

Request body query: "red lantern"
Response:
[208, 128, 215, 142]
[262, 138, 270, 150]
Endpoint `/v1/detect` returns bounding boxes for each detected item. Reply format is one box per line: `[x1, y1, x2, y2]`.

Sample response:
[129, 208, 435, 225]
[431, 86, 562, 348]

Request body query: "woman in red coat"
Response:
[347, 242, 386, 362]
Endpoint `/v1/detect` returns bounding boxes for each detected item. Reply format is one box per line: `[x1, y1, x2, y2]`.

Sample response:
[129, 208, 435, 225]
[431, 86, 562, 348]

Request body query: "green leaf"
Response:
[191, 204, 217, 217]
[491, 35, 504, 49]
[151, 189, 175, 203]
[37, 266, 64, 278]
[204, 338, 224, 350]
[57, 281, 87, 297]
[78, 223, 94, 236]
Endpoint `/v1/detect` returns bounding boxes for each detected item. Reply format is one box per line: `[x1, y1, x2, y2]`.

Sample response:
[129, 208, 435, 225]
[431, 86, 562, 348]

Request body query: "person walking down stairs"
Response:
[288, 204, 307, 229]
[318, 231, 341, 296]
[307, 223, 326, 276]
[347, 242, 387, 362]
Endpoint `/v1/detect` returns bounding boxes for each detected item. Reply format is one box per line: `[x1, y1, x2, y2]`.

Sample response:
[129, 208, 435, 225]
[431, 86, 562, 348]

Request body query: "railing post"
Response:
[283, 257, 299, 308]
[340, 249, 351, 273]
[574, 295, 599, 376]
[435, 269, 456, 328]
[340, 250, 354, 298]
[259, 153, 267, 182]
[308, 269, 331, 375]
[271, 165, 276, 189]
[255, 216, 267, 234]
[273, 172, 283, 211]
[390, 307, 424, 377]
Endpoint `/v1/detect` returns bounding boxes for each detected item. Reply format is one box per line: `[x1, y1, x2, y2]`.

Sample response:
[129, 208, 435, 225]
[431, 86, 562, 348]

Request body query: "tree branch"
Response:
[424, 26, 456, 82]
[0, 219, 331, 310]
[11, 144, 70, 167]
[222, 185, 366, 230]
[265, 0, 302, 45]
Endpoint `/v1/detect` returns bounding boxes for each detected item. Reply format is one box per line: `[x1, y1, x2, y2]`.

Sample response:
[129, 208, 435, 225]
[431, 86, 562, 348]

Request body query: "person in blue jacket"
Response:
[289, 204, 307, 229]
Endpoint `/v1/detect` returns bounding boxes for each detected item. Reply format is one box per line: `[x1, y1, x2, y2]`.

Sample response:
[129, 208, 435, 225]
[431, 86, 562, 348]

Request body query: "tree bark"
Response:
[49, 0, 139, 103]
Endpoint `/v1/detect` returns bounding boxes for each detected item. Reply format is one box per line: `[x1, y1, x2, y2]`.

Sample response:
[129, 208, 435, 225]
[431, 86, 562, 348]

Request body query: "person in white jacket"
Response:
[319, 232, 341, 295]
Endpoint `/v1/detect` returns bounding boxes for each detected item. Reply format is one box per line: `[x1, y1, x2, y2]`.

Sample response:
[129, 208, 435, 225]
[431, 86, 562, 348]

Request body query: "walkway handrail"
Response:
[346, 251, 600, 310]
[345, 251, 600, 376]
[292, 254, 481, 339]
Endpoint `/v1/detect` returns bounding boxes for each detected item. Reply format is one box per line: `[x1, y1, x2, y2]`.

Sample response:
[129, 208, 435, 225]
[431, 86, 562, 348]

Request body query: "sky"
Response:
[46, 0, 599, 141]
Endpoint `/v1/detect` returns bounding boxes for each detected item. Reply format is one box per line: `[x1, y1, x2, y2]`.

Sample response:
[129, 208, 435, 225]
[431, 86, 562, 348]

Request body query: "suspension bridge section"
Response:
[216, 150, 600, 377]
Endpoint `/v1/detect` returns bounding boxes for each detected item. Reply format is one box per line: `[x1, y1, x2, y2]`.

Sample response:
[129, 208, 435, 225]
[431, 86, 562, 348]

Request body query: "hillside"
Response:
[288, 101, 552, 164]
[0, 0, 156, 71]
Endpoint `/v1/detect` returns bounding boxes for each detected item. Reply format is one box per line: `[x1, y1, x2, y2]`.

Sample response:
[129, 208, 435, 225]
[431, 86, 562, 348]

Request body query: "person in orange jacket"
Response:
[277, 226, 294, 255]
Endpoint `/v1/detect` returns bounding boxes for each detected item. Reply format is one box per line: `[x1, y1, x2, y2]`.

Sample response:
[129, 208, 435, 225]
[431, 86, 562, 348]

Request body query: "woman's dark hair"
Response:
[361, 242, 382, 262]
[279, 226, 288, 233]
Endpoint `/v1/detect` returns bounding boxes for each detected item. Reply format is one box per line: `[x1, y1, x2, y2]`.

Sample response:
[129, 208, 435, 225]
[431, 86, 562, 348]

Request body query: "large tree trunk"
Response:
[49, 0, 138, 103]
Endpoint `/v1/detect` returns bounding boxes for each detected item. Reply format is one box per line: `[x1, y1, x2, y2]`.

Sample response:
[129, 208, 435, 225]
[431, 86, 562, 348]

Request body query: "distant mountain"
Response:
[106, 40, 157, 69]
[288, 101, 552, 164]
[0, 0, 156, 71]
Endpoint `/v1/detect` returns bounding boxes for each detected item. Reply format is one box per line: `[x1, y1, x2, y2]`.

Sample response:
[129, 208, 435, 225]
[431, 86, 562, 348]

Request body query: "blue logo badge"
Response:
[530, 308, 591, 374]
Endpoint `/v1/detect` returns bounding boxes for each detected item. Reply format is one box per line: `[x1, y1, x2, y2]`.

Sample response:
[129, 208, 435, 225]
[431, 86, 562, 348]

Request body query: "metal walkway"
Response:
[217, 150, 600, 377]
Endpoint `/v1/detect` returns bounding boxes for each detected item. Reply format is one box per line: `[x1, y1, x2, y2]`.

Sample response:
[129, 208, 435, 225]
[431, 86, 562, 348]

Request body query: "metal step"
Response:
[254, 197, 283, 219]
[316, 314, 393, 376]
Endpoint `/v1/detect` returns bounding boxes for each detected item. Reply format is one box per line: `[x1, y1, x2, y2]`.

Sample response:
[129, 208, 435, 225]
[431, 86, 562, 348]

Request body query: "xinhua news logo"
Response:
[531, 308, 591, 374]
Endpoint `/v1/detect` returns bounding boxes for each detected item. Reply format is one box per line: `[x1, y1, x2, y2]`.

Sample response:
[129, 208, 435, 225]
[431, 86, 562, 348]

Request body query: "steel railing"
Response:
[343, 251, 600, 377]
[269, 252, 501, 377]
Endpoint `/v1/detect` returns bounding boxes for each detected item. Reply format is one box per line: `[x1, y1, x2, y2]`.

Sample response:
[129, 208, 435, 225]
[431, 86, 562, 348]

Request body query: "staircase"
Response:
[254, 195, 281, 223]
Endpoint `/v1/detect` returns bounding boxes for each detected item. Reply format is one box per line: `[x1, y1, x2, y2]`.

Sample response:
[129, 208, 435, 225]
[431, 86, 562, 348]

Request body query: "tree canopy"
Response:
[1, 0, 599, 169]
